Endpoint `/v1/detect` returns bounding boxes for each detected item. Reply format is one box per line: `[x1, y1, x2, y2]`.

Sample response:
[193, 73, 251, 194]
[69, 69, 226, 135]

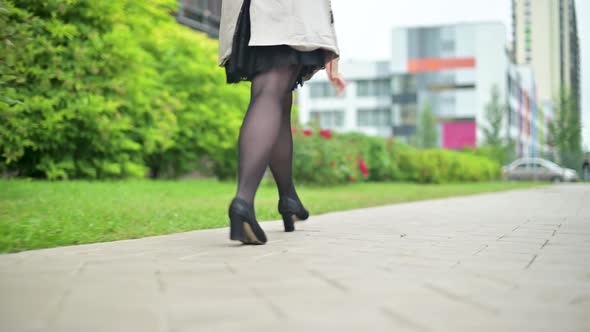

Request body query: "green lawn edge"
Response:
[0, 180, 546, 253]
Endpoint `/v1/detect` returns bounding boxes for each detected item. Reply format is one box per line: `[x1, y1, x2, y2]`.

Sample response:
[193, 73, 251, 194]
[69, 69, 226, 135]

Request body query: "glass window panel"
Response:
[357, 109, 392, 127]
[400, 105, 418, 125]
[357, 80, 390, 97]
[309, 110, 345, 128]
[310, 82, 338, 99]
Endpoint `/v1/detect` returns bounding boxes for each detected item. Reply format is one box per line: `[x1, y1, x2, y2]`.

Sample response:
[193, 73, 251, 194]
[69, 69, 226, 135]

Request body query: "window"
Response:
[309, 110, 345, 128]
[392, 93, 417, 104]
[516, 162, 543, 169]
[357, 108, 392, 127]
[399, 104, 418, 125]
[392, 75, 416, 94]
[357, 79, 390, 97]
[178, 0, 222, 37]
[309, 82, 339, 99]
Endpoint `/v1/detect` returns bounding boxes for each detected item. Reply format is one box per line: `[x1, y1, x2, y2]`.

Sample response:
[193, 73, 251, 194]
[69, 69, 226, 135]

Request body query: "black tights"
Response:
[235, 65, 302, 205]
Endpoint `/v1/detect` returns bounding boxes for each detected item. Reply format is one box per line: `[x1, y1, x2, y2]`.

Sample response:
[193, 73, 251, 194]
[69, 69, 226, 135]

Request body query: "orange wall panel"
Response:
[408, 58, 476, 73]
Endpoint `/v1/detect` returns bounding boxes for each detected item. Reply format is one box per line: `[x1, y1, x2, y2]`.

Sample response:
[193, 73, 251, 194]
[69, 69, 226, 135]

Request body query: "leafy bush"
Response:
[397, 149, 500, 183]
[1, 0, 249, 179]
[462, 144, 514, 166]
[291, 129, 359, 185]
[290, 129, 500, 185]
[341, 133, 396, 182]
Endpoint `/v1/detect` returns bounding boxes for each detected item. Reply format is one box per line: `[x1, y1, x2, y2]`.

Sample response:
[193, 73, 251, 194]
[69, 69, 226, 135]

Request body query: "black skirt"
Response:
[224, 0, 328, 90]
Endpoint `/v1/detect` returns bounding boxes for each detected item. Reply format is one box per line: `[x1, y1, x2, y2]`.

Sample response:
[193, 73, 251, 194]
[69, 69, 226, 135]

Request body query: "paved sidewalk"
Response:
[1, 184, 589, 332]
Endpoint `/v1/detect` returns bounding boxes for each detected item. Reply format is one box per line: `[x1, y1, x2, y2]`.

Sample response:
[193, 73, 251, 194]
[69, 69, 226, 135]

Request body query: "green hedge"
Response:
[290, 129, 501, 185]
[461, 144, 515, 166]
[1, 0, 249, 179]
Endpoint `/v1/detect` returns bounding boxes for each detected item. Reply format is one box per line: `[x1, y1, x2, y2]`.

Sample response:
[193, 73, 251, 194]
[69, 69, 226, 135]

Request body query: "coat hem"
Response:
[219, 44, 339, 67]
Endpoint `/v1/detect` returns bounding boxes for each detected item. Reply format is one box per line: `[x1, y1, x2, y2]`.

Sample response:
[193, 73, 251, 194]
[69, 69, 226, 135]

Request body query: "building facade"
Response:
[512, 0, 580, 111]
[506, 65, 554, 158]
[390, 22, 508, 148]
[177, 0, 222, 38]
[298, 61, 393, 137]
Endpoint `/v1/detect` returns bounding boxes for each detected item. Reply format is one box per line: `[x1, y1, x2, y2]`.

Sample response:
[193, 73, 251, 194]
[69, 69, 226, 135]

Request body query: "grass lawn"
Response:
[0, 179, 544, 253]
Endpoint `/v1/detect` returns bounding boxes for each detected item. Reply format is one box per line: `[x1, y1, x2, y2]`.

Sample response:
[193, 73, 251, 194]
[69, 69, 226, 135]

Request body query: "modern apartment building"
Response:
[512, 0, 580, 111]
[390, 22, 508, 148]
[177, 0, 222, 38]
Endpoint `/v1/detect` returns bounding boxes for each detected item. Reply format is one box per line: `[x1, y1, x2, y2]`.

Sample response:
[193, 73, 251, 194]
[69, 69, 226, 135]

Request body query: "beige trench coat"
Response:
[218, 0, 340, 71]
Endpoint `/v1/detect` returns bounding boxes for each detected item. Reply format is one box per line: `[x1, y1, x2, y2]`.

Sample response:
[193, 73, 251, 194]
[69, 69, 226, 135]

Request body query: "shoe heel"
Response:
[228, 198, 267, 245]
[282, 213, 296, 232]
[229, 212, 245, 242]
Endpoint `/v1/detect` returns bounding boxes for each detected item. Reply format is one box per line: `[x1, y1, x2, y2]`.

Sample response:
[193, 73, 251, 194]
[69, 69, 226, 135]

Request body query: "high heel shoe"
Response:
[278, 196, 309, 232]
[228, 198, 267, 245]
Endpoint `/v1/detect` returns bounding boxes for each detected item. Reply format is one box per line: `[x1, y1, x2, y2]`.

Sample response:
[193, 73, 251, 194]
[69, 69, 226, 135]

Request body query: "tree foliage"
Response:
[0, 0, 249, 179]
[416, 101, 437, 149]
[550, 89, 582, 170]
[475, 85, 514, 165]
[482, 85, 505, 147]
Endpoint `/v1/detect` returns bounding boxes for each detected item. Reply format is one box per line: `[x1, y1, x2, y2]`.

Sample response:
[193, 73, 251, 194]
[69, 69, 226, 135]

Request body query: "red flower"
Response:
[319, 129, 332, 140]
[291, 127, 298, 134]
[358, 158, 369, 178]
[303, 129, 313, 136]
[348, 175, 356, 183]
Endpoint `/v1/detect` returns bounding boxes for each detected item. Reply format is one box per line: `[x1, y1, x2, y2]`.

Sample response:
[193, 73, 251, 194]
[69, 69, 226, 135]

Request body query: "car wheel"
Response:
[551, 176, 563, 183]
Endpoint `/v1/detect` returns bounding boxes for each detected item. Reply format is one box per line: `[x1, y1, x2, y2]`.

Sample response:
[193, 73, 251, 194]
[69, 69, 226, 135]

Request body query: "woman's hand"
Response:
[326, 59, 347, 95]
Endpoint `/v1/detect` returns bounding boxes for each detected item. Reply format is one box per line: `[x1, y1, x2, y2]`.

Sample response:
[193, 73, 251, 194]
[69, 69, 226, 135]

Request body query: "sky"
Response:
[331, 0, 589, 150]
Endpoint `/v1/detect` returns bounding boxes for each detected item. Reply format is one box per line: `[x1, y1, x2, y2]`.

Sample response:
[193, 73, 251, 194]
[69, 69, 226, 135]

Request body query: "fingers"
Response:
[332, 76, 347, 95]
[326, 59, 346, 95]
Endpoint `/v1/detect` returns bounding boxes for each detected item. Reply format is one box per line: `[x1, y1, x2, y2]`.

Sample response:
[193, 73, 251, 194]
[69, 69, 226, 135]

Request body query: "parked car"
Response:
[502, 158, 579, 182]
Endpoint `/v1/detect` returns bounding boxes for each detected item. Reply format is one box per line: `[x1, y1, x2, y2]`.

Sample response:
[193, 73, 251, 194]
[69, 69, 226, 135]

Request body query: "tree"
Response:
[416, 101, 437, 149]
[550, 89, 582, 170]
[482, 85, 505, 146]
[476, 85, 512, 164]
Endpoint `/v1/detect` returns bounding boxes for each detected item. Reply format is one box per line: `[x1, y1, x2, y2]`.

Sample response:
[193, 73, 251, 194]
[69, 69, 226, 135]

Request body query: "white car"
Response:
[502, 158, 579, 182]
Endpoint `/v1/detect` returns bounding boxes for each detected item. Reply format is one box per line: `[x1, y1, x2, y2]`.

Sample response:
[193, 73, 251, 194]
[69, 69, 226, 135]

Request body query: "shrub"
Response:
[462, 144, 514, 166]
[291, 129, 359, 185]
[290, 129, 500, 185]
[417, 149, 500, 183]
[0, 0, 249, 179]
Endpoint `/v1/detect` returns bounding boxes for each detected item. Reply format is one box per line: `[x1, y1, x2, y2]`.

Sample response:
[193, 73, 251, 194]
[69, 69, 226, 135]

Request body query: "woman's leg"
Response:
[235, 65, 301, 205]
[268, 91, 300, 201]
